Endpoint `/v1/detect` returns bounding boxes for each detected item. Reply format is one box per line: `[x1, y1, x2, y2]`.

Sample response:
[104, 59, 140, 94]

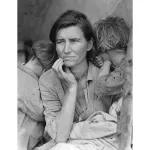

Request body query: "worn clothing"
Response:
[35, 111, 118, 150]
[18, 63, 45, 150]
[69, 111, 117, 140]
[68, 111, 118, 150]
[39, 62, 122, 141]
[94, 62, 125, 99]
[117, 57, 133, 150]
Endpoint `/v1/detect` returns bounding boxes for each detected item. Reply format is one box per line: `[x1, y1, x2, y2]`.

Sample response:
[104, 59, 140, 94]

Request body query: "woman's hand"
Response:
[52, 58, 77, 89]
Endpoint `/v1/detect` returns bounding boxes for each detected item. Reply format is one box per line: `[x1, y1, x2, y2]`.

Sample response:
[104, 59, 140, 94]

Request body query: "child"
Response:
[93, 16, 132, 149]
[18, 40, 57, 150]
[93, 16, 131, 117]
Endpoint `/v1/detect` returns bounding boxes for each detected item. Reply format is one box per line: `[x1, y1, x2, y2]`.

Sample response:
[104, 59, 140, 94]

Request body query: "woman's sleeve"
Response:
[39, 76, 62, 140]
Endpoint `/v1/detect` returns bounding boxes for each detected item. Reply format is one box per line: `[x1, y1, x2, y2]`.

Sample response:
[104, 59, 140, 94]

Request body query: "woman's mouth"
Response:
[63, 56, 75, 61]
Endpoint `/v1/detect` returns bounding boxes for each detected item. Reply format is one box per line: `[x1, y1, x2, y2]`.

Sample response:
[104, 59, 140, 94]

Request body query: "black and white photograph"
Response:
[17, 0, 134, 150]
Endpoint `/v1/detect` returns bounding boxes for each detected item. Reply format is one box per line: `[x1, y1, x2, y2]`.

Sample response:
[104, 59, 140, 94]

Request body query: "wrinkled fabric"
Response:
[18, 110, 45, 150]
[43, 111, 118, 150]
[69, 111, 117, 140]
[18, 63, 45, 150]
[117, 57, 133, 150]
[68, 111, 118, 150]
[18, 63, 44, 121]
[39, 61, 122, 142]
[94, 60, 126, 99]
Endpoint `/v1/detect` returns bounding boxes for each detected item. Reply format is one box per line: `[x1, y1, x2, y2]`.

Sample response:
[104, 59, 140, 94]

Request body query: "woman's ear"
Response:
[87, 38, 93, 51]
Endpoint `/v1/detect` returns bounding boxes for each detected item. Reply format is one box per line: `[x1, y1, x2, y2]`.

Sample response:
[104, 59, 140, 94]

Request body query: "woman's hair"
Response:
[31, 40, 58, 71]
[94, 16, 130, 53]
[24, 39, 33, 62]
[49, 10, 97, 60]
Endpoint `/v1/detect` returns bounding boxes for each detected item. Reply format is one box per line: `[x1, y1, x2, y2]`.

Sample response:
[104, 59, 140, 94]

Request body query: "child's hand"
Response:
[109, 101, 118, 118]
[109, 97, 123, 118]
[93, 55, 104, 67]
[116, 97, 123, 113]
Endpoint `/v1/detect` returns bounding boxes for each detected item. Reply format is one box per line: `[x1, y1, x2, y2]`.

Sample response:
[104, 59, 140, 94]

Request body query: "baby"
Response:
[93, 16, 131, 117]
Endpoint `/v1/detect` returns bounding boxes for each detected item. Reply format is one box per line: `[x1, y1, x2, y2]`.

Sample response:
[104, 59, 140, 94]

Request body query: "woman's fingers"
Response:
[54, 59, 68, 81]
[52, 59, 77, 88]
[52, 58, 63, 70]
[58, 61, 66, 78]
[52, 58, 63, 77]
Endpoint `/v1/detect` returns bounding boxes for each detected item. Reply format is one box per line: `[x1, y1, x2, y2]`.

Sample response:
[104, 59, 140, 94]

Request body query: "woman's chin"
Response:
[64, 63, 75, 67]
[64, 61, 76, 67]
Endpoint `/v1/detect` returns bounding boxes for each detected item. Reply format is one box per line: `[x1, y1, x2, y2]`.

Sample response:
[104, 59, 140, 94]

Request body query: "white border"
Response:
[134, 0, 150, 149]
[0, 1, 17, 150]
[0, 0, 150, 150]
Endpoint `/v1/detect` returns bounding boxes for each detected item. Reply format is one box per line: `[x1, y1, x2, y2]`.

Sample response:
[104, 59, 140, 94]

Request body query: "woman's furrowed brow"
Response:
[69, 37, 81, 40]
[56, 37, 81, 40]
[56, 38, 64, 41]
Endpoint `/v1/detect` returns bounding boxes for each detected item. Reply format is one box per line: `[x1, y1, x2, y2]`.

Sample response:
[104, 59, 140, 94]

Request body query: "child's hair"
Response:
[94, 16, 130, 53]
[31, 40, 58, 71]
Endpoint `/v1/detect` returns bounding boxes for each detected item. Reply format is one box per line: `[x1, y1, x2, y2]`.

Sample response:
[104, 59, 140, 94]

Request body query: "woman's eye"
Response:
[70, 39, 79, 43]
[56, 41, 62, 44]
[56, 40, 64, 44]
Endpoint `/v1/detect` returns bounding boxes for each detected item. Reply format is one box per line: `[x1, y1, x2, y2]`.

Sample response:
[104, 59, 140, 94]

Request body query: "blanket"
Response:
[35, 111, 119, 150]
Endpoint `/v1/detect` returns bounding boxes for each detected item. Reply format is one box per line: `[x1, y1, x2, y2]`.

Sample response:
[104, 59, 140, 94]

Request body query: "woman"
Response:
[18, 40, 57, 150]
[39, 10, 120, 150]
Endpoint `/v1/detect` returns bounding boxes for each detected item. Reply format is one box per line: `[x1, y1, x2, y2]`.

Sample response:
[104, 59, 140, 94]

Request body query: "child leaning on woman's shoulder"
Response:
[92, 16, 131, 118]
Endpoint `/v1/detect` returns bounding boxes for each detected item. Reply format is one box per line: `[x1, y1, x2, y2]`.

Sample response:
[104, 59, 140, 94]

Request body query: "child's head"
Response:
[31, 40, 58, 71]
[94, 16, 130, 66]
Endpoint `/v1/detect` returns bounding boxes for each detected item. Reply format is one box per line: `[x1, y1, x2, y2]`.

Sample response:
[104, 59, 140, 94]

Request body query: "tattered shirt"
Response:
[39, 62, 122, 140]
[18, 63, 45, 149]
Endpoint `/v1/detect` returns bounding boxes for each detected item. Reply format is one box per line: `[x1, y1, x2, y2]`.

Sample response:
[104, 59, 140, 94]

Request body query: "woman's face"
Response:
[56, 26, 92, 67]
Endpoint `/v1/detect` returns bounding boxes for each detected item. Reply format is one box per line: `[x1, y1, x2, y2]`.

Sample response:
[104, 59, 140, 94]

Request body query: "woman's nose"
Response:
[64, 42, 71, 53]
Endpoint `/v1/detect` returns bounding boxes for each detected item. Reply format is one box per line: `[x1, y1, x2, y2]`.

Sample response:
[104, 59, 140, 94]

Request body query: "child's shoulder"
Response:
[94, 66, 125, 97]
[115, 58, 130, 71]
[96, 65, 125, 88]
